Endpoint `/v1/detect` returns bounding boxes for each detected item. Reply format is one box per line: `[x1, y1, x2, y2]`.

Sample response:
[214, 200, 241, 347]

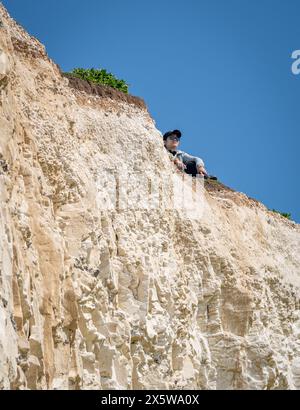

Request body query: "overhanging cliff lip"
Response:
[62, 72, 147, 111]
[205, 179, 299, 227]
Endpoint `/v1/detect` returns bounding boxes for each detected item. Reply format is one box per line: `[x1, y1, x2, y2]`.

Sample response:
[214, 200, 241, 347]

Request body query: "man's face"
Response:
[165, 134, 180, 150]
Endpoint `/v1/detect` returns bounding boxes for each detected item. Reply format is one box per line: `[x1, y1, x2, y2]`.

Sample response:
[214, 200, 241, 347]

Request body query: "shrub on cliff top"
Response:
[271, 209, 292, 220]
[64, 67, 129, 94]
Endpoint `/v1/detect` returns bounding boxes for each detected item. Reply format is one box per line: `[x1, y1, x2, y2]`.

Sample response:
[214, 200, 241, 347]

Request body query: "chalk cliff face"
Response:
[0, 4, 300, 390]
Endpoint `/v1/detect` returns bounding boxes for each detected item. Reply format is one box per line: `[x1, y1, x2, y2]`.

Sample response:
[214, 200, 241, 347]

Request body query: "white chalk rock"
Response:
[0, 49, 10, 82]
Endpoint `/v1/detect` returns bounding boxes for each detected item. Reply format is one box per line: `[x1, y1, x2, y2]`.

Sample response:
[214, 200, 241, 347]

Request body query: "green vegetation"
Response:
[64, 67, 129, 94]
[270, 209, 292, 220]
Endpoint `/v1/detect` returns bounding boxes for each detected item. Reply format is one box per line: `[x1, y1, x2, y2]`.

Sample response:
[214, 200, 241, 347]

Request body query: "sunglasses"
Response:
[168, 136, 180, 141]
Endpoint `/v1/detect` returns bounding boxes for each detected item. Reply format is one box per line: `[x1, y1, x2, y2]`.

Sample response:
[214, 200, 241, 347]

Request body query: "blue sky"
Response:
[2, 0, 300, 222]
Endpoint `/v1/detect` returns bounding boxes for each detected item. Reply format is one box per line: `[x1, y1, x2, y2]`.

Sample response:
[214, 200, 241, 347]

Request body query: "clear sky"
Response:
[2, 0, 300, 222]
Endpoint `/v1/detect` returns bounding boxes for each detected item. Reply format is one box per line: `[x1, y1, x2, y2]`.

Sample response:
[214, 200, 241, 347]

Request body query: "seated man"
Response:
[163, 129, 217, 179]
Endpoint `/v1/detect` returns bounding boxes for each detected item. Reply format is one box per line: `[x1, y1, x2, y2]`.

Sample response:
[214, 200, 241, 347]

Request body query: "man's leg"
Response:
[184, 161, 218, 180]
[184, 161, 198, 177]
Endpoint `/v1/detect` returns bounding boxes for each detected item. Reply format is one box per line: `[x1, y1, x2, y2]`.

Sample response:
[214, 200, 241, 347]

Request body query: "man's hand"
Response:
[197, 165, 208, 176]
[174, 158, 186, 170]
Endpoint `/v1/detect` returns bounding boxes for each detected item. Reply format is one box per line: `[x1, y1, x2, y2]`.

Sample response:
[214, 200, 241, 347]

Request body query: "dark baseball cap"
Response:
[163, 129, 182, 141]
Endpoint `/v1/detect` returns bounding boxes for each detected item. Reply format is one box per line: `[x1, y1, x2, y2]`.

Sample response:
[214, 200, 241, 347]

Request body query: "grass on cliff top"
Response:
[270, 209, 292, 220]
[206, 180, 293, 221]
[63, 67, 129, 94]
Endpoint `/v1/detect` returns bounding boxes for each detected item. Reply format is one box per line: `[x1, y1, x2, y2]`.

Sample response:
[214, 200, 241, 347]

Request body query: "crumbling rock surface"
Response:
[0, 4, 300, 390]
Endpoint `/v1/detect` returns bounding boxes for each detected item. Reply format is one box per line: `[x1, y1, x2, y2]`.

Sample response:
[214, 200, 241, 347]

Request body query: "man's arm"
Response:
[180, 151, 205, 168]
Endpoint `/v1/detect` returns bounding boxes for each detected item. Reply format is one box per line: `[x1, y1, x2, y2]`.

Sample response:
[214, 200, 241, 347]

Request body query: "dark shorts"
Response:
[184, 161, 198, 177]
